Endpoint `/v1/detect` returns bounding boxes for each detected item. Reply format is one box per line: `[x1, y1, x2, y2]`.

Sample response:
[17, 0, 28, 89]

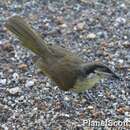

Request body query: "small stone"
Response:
[59, 23, 67, 28]
[123, 41, 130, 48]
[106, 91, 116, 100]
[46, 82, 50, 87]
[18, 63, 28, 70]
[87, 105, 94, 110]
[32, 107, 38, 114]
[110, 95, 116, 100]
[80, 0, 87, 3]
[124, 35, 128, 40]
[7, 87, 21, 95]
[114, 17, 126, 27]
[116, 106, 126, 114]
[128, 101, 130, 106]
[80, 0, 93, 4]
[64, 96, 70, 101]
[87, 33, 96, 39]
[55, 16, 64, 25]
[12, 73, 19, 81]
[74, 22, 85, 31]
[121, 90, 125, 94]
[2, 43, 14, 52]
[119, 3, 127, 10]
[48, 3, 56, 12]
[92, 111, 103, 118]
[97, 31, 108, 38]
[18, 96, 24, 101]
[127, 97, 130, 105]
[1, 124, 8, 130]
[98, 93, 104, 97]
[118, 59, 124, 64]
[25, 80, 35, 87]
[0, 79, 6, 85]
[33, 107, 38, 111]
[125, 112, 130, 117]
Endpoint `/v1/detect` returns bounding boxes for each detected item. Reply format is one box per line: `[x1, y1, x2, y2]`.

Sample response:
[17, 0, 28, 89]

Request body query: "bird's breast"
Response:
[72, 74, 102, 93]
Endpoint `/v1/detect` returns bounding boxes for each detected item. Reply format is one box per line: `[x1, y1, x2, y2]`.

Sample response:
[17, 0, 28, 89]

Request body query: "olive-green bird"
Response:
[5, 16, 120, 93]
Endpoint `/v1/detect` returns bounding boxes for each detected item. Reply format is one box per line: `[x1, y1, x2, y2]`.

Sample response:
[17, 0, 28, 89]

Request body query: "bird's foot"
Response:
[82, 91, 96, 104]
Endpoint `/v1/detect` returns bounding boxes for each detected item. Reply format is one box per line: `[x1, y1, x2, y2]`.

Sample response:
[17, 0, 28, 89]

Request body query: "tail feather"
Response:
[5, 16, 51, 58]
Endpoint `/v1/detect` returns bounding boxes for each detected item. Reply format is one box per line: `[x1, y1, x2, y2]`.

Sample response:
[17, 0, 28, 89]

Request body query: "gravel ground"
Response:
[0, 0, 130, 130]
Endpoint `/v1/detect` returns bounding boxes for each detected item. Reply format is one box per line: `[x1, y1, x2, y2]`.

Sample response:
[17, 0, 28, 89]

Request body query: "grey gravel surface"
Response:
[0, 0, 130, 130]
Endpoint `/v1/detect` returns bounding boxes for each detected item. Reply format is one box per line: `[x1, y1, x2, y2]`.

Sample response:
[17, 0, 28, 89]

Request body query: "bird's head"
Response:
[72, 63, 120, 93]
[82, 63, 120, 79]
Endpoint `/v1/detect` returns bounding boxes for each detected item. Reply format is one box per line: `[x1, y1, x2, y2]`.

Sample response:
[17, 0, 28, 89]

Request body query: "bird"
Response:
[5, 16, 120, 93]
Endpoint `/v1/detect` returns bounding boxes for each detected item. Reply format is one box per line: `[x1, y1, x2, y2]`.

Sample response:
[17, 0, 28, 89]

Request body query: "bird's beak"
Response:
[95, 70, 120, 79]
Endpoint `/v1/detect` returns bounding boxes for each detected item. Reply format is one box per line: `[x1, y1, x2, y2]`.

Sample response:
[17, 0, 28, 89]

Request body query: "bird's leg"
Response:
[83, 90, 96, 103]
[77, 91, 93, 105]
[57, 91, 74, 111]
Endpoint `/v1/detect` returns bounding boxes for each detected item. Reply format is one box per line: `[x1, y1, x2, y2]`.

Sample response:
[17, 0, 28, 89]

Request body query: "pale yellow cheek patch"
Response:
[72, 75, 102, 93]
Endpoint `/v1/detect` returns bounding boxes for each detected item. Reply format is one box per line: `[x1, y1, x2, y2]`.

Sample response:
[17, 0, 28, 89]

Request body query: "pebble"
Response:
[7, 87, 21, 95]
[114, 17, 126, 27]
[46, 82, 51, 87]
[119, 3, 127, 10]
[25, 80, 35, 87]
[12, 73, 19, 82]
[74, 22, 85, 31]
[64, 96, 70, 101]
[118, 59, 124, 64]
[87, 105, 94, 110]
[125, 112, 130, 117]
[1, 124, 8, 130]
[18, 63, 28, 70]
[122, 41, 130, 48]
[86, 33, 96, 39]
[110, 94, 116, 100]
[59, 23, 67, 28]
[2, 43, 14, 52]
[0, 79, 6, 85]
[18, 96, 24, 101]
[32, 107, 38, 112]
[80, 0, 92, 4]
[97, 31, 108, 38]
[55, 16, 64, 25]
[128, 101, 130, 106]
[127, 97, 130, 105]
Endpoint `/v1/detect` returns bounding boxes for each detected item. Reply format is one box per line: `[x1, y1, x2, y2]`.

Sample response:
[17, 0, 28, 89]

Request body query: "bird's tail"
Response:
[5, 16, 51, 58]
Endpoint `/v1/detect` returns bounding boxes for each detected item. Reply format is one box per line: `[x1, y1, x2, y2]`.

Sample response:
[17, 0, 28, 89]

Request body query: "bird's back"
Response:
[36, 44, 84, 91]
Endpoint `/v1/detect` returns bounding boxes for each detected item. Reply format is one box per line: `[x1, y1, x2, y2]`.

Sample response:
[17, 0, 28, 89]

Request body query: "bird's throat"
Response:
[72, 74, 102, 93]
